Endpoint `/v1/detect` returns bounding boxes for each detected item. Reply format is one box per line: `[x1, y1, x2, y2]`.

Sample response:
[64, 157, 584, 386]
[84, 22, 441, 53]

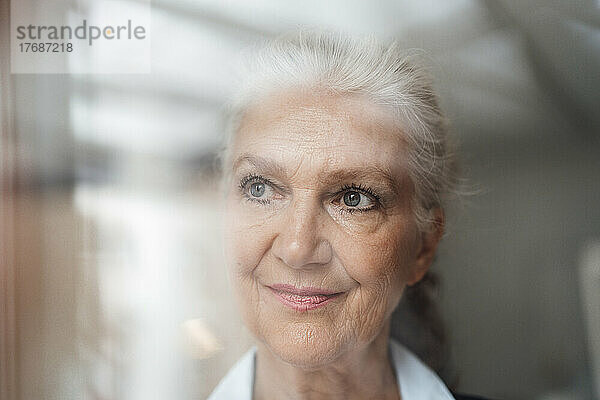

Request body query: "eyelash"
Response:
[238, 174, 381, 213]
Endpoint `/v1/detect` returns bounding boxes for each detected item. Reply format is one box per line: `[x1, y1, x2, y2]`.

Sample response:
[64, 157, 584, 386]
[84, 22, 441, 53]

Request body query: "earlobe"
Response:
[407, 208, 445, 286]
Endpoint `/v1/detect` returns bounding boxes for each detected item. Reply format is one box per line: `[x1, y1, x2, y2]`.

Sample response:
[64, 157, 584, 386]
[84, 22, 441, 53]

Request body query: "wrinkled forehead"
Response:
[230, 88, 410, 181]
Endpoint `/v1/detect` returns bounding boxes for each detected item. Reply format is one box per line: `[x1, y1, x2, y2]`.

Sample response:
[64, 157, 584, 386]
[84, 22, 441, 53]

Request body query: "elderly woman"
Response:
[209, 32, 486, 400]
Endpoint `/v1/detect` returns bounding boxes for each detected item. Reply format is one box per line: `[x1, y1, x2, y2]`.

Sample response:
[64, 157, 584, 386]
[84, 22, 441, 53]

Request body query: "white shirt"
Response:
[208, 339, 455, 399]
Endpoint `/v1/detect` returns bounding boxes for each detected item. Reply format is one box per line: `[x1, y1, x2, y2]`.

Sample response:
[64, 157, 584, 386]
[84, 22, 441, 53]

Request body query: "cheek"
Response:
[224, 195, 272, 333]
[337, 217, 418, 327]
[340, 219, 417, 286]
[335, 223, 418, 342]
[224, 194, 274, 278]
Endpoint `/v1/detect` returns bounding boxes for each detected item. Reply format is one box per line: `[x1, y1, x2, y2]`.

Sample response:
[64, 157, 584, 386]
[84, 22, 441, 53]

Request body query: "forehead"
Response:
[232, 88, 408, 179]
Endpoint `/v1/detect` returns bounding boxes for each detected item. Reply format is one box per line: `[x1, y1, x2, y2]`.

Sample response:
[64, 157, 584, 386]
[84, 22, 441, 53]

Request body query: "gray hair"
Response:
[220, 31, 458, 233]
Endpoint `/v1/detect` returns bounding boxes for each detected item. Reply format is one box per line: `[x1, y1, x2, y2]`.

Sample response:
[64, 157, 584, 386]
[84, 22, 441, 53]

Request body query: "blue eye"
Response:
[339, 184, 380, 212]
[250, 182, 266, 198]
[239, 174, 278, 204]
[342, 191, 374, 209]
[343, 191, 361, 207]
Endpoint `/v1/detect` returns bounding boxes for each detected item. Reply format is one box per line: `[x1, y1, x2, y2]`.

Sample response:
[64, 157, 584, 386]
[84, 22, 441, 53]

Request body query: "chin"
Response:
[261, 321, 350, 369]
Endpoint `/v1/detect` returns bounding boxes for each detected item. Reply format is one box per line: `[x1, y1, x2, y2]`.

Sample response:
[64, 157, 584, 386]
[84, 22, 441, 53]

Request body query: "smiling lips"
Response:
[268, 284, 342, 311]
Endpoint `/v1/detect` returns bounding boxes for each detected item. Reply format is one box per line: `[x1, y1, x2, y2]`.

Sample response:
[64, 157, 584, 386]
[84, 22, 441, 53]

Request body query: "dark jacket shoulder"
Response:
[453, 393, 494, 400]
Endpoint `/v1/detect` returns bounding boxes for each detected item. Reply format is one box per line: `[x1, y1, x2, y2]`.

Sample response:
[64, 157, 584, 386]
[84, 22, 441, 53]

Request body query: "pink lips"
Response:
[268, 284, 342, 311]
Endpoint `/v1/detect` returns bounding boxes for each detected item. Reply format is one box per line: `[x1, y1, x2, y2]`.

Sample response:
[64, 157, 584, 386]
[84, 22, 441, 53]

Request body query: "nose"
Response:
[271, 193, 332, 270]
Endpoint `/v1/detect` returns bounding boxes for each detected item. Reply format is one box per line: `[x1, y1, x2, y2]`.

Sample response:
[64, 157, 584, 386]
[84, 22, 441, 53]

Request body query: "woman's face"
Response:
[223, 88, 435, 367]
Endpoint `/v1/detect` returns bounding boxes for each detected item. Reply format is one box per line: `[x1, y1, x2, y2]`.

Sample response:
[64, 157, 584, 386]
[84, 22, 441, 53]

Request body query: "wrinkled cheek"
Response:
[224, 201, 253, 269]
[223, 216, 262, 327]
[224, 206, 271, 293]
[340, 244, 411, 340]
[223, 199, 271, 340]
[340, 239, 401, 285]
[226, 232, 257, 284]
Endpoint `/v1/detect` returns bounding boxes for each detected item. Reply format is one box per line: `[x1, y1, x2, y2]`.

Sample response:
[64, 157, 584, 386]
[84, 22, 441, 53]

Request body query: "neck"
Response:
[253, 323, 400, 400]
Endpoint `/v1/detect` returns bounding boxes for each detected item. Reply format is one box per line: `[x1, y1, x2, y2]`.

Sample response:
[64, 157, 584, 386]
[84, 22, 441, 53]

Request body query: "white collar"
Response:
[208, 338, 455, 400]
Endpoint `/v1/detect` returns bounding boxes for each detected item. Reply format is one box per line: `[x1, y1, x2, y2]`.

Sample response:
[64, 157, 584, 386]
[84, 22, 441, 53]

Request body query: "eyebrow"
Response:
[232, 153, 401, 193]
[233, 154, 288, 178]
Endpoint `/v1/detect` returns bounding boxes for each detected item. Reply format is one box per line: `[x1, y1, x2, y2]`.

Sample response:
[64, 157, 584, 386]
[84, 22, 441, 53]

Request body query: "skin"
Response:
[223, 86, 444, 400]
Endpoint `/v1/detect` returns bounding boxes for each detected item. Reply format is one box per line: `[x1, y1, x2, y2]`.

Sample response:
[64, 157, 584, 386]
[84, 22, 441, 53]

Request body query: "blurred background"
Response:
[1, 0, 600, 399]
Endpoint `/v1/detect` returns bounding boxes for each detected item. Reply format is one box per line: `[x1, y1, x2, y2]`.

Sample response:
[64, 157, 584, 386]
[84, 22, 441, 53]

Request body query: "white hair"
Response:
[220, 31, 458, 232]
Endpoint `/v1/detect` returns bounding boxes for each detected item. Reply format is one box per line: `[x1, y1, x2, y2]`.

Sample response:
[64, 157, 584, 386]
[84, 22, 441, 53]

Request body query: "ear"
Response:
[407, 208, 445, 286]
